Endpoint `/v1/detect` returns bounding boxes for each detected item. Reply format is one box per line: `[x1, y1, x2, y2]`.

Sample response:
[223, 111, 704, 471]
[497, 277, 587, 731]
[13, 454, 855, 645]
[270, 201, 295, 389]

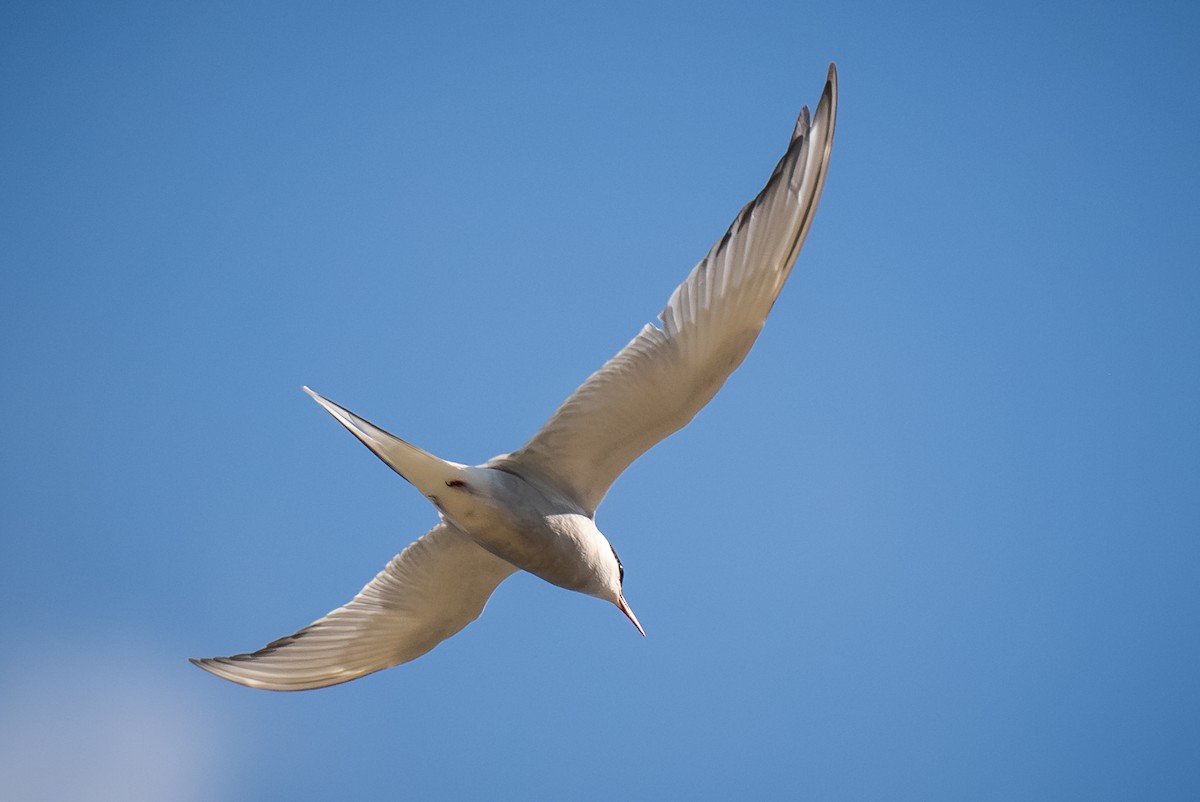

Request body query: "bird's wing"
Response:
[190, 521, 517, 691]
[493, 65, 837, 514]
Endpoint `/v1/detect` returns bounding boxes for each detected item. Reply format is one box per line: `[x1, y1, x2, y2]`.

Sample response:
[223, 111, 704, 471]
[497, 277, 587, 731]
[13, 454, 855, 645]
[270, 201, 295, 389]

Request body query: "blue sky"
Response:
[2, 1, 1198, 799]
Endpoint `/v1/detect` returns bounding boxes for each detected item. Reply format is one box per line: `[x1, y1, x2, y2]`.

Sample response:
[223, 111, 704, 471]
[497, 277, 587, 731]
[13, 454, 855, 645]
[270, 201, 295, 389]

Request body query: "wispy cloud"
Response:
[0, 640, 230, 802]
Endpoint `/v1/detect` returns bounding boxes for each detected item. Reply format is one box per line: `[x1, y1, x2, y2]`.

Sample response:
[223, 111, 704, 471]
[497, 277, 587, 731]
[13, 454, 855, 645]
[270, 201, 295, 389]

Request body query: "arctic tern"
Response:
[192, 64, 837, 690]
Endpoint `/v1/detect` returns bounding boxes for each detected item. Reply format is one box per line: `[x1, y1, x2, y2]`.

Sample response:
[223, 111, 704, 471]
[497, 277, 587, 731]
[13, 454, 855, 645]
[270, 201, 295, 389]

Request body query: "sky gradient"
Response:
[2, 1, 1198, 799]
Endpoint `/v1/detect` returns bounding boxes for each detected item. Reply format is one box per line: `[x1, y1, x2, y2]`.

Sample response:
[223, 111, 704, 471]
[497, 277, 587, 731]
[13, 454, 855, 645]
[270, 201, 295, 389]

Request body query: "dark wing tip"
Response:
[821, 63, 838, 120]
[791, 64, 837, 145]
[791, 105, 811, 143]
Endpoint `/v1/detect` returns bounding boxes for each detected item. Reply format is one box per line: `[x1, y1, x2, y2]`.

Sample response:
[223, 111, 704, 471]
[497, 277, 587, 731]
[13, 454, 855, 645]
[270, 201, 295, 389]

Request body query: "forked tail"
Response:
[303, 386, 465, 494]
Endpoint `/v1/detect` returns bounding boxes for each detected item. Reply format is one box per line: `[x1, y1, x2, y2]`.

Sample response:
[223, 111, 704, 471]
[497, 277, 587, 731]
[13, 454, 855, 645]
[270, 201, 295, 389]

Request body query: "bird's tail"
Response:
[303, 387, 465, 493]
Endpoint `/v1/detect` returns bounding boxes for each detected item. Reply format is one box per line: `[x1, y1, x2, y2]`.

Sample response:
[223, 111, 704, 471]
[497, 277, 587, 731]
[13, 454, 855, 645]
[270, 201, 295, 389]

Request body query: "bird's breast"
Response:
[432, 468, 597, 592]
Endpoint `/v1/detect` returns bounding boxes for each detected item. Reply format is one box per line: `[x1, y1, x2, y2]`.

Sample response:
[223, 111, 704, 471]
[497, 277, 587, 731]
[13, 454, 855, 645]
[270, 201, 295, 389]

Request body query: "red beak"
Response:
[617, 595, 646, 637]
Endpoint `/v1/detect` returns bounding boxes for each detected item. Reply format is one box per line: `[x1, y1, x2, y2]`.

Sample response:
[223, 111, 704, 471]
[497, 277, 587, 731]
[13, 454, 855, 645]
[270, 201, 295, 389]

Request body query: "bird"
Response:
[192, 64, 838, 691]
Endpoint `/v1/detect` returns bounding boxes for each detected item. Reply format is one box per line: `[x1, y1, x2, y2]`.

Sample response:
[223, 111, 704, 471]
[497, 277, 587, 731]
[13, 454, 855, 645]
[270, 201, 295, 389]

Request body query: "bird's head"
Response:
[561, 514, 645, 637]
[602, 542, 644, 637]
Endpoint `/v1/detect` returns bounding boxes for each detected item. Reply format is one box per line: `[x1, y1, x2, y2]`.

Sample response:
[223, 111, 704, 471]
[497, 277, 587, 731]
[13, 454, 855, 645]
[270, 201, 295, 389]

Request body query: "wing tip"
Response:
[791, 63, 837, 145]
[189, 655, 249, 686]
[189, 653, 348, 692]
[820, 63, 838, 128]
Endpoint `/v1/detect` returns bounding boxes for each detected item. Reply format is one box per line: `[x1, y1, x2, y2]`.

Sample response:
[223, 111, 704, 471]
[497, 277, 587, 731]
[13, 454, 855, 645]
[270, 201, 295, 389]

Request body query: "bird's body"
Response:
[303, 392, 623, 599]
[193, 65, 838, 691]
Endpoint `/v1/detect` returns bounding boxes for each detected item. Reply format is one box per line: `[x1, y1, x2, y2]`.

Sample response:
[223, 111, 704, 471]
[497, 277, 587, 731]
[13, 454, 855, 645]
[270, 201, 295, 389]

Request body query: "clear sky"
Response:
[2, 1, 1198, 799]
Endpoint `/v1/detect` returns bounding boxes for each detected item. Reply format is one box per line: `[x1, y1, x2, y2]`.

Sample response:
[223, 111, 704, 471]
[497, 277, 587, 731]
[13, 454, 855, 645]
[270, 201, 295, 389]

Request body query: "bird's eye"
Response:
[609, 544, 624, 584]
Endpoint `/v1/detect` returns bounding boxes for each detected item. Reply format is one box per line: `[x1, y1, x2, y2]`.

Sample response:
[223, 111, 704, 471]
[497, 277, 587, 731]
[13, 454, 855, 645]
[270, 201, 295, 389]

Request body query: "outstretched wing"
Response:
[191, 522, 517, 691]
[494, 65, 837, 514]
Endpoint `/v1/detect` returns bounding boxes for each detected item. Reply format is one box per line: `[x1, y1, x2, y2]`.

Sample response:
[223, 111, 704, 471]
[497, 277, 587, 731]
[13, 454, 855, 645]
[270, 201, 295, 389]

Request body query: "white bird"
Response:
[192, 64, 837, 691]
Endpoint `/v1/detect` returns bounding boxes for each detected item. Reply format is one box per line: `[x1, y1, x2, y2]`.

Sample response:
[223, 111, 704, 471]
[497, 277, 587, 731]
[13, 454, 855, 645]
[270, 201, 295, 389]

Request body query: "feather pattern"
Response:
[191, 522, 517, 691]
[495, 65, 837, 514]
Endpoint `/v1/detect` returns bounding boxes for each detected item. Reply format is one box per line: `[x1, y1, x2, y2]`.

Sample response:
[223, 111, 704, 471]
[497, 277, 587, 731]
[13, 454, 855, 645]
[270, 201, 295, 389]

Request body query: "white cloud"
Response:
[0, 640, 231, 802]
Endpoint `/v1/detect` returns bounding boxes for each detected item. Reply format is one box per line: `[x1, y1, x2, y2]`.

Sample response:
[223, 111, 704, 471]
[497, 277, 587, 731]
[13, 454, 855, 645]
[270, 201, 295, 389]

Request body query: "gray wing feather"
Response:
[495, 65, 838, 514]
[191, 522, 517, 691]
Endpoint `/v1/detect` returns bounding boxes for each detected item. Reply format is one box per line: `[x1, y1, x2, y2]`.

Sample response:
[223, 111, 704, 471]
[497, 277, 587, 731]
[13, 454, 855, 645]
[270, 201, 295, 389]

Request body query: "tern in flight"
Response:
[193, 64, 837, 690]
